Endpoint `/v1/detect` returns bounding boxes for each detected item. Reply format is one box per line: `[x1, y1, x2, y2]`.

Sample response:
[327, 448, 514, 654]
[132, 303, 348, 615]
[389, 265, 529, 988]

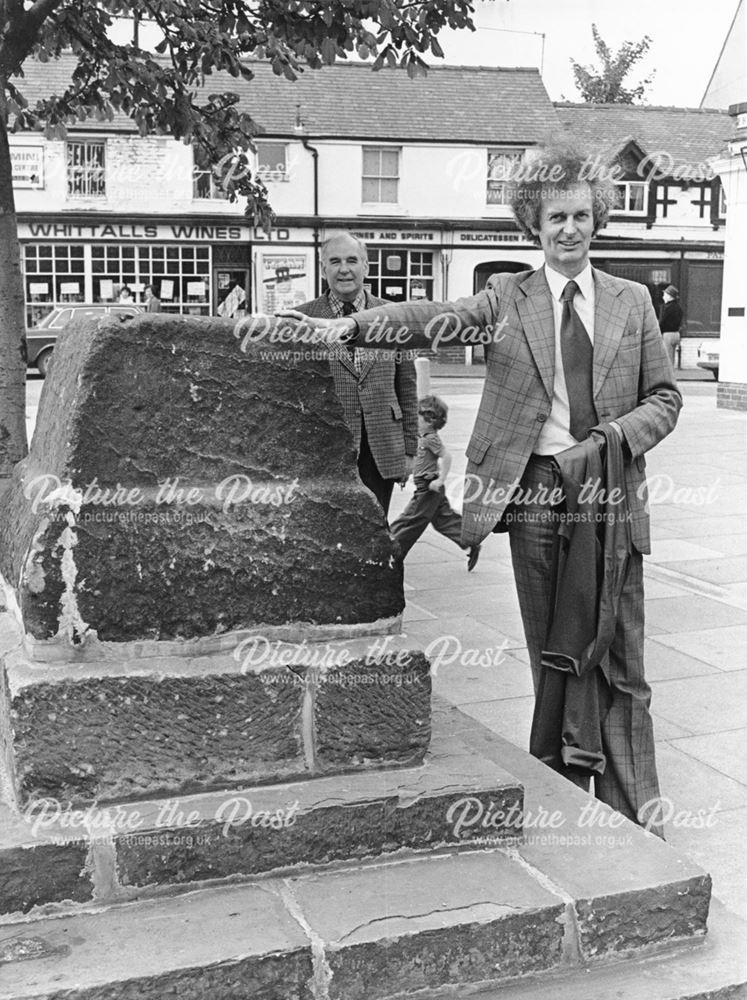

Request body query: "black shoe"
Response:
[467, 544, 481, 572]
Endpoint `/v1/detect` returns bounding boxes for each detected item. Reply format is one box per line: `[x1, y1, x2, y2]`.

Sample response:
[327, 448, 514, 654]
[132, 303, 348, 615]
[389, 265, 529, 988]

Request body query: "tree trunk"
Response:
[0, 83, 29, 483]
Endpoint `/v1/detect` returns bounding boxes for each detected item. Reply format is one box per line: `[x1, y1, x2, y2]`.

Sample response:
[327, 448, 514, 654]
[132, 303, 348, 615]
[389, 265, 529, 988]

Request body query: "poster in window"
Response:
[160, 279, 174, 300]
[29, 282, 49, 296]
[99, 279, 115, 301]
[260, 254, 310, 313]
[187, 281, 207, 299]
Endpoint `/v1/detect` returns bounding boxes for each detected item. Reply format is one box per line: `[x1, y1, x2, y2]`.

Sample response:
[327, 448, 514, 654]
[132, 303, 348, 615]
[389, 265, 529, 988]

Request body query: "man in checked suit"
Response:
[277, 149, 682, 835]
[296, 233, 417, 515]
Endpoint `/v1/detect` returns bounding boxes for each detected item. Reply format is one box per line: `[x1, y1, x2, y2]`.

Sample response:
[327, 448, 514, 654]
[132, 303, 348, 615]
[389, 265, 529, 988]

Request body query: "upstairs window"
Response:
[67, 141, 106, 197]
[614, 181, 648, 215]
[487, 148, 524, 205]
[362, 147, 400, 204]
[257, 142, 288, 182]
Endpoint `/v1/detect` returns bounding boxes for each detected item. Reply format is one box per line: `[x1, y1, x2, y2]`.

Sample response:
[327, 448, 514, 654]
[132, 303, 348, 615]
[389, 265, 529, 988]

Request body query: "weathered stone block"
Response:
[314, 652, 431, 769]
[2, 631, 434, 807]
[0, 840, 93, 915]
[112, 724, 522, 890]
[8, 668, 306, 806]
[0, 313, 403, 646]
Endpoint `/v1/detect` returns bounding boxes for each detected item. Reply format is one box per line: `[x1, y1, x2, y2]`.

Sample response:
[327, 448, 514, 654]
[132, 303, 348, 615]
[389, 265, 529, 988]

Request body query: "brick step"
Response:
[0, 845, 712, 1000]
[0, 710, 523, 918]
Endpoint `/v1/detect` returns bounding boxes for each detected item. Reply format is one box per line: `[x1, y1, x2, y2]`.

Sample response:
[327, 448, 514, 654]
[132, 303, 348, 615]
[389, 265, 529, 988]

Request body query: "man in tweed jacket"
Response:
[296, 233, 417, 515]
[281, 150, 682, 835]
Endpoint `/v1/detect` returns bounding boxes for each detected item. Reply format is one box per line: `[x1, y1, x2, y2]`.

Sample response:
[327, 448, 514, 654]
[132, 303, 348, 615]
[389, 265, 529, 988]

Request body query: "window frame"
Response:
[613, 180, 649, 216]
[486, 147, 524, 207]
[66, 139, 106, 198]
[256, 141, 289, 183]
[361, 146, 401, 205]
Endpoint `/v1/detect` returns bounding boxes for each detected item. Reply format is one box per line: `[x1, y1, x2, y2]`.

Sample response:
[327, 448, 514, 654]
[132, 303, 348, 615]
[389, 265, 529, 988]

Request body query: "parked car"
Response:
[25, 304, 143, 377]
[697, 340, 721, 381]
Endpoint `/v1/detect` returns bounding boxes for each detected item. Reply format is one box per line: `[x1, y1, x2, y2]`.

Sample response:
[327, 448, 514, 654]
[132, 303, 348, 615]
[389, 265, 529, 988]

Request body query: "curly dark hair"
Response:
[509, 146, 619, 244]
[418, 394, 448, 431]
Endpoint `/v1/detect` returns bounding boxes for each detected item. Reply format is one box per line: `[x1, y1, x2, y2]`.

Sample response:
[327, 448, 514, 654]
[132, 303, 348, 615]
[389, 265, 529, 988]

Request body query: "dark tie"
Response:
[560, 280, 597, 441]
[341, 301, 361, 375]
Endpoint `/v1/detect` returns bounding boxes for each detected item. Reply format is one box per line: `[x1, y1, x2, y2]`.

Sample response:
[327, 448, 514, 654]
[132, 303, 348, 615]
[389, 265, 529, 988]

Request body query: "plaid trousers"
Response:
[507, 455, 663, 836]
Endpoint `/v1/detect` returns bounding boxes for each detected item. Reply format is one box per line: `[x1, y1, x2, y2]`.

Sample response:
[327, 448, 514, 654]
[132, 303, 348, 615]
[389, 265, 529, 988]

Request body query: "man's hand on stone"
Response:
[277, 310, 356, 346]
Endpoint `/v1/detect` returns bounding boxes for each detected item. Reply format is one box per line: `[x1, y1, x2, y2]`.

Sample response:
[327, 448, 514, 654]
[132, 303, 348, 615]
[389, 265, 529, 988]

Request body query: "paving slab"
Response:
[668, 729, 747, 786]
[666, 808, 747, 921]
[287, 851, 567, 999]
[644, 595, 747, 634]
[660, 556, 747, 586]
[651, 671, 747, 733]
[653, 625, 747, 671]
[644, 638, 722, 682]
[654, 742, 747, 815]
[0, 884, 313, 1000]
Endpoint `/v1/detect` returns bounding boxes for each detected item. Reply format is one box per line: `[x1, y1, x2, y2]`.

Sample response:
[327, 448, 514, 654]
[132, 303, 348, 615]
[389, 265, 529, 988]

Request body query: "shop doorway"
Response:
[214, 268, 250, 318]
[473, 260, 533, 294]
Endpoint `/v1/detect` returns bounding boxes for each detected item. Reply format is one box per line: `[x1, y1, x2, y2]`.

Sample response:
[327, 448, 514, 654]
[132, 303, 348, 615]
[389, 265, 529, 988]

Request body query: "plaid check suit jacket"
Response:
[296, 291, 418, 480]
[353, 267, 682, 547]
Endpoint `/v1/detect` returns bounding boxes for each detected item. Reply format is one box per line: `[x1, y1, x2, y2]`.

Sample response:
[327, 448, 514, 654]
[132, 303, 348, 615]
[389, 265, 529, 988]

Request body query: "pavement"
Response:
[389, 373, 747, 922]
[22, 370, 746, 923]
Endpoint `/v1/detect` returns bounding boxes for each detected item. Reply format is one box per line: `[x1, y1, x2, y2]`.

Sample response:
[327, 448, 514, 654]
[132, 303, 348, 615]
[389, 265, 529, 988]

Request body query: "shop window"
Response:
[91, 243, 211, 314]
[67, 141, 106, 197]
[23, 243, 85, 326]
[487, 148, 524, 206]
[362, 147, 399, 204]
[257, 142, 288, 182]
[363, 249, 433, 302]
[614, 181, 648, 215]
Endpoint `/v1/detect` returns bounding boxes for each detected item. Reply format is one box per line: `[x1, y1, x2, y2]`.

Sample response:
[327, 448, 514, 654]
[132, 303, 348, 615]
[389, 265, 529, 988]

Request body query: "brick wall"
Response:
[717, 382, 747, 411]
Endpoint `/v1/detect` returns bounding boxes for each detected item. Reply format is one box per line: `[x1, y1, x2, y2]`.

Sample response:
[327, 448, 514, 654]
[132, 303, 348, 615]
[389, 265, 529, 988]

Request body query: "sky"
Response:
[111, 0, 740, 109]
[431, 0, 740, 106]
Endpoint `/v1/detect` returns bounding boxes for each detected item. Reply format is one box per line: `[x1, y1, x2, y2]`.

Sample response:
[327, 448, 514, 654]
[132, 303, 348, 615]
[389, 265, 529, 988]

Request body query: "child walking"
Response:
[391, 394, 480, 571]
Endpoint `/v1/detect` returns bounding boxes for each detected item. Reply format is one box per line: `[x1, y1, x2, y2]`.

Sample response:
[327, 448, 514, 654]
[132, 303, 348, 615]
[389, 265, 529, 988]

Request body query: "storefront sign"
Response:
[349, 230, 435, 243]
[457, 232, 523, 243]
[11, 146, 44, 188]
[260, 254, 310, 312]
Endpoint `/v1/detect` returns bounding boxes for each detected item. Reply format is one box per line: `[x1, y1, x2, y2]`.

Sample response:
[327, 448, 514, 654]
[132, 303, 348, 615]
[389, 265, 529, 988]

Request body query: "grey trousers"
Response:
[506, 454, 663, 836]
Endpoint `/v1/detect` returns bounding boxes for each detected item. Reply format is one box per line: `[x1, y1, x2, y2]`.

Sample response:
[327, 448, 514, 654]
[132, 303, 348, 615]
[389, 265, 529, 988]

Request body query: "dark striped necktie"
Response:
[560, 280, 597, 441]
[341, 300, 361, 374]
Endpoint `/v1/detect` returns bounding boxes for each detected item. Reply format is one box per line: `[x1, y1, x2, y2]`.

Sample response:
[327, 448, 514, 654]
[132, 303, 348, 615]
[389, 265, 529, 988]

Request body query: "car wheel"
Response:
[36, 349, 53, 378]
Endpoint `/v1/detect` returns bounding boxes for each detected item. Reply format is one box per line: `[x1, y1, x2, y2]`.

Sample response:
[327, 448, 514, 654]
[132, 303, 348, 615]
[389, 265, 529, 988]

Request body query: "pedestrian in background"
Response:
[143, 284, 161, 312]
[659, 284, 683, 368]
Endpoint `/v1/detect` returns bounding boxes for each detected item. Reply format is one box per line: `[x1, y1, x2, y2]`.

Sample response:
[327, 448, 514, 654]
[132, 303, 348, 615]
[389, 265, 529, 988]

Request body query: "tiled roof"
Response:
[233, 60, 559, 143]
[12, 54, 559, 144]
[555, 103, 732, 167]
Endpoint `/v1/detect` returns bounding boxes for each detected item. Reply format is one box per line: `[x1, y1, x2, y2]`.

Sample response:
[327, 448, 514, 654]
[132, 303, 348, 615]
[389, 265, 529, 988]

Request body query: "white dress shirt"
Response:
[534, 262, 595, 456]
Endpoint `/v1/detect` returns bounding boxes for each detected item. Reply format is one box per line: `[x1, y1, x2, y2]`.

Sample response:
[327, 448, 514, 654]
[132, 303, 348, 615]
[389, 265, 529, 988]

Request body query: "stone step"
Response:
[0, 842, 712, 1000]
[1, 612, 434, 807]
[402, 900, 747, 1000]
[0, 710, 523, 918]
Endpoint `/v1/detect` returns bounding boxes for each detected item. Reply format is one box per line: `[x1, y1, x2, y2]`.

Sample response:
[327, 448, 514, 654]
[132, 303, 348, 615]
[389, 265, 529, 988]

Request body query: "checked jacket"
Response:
[352, 267, 682, 547]
[297, 291, 418, 480]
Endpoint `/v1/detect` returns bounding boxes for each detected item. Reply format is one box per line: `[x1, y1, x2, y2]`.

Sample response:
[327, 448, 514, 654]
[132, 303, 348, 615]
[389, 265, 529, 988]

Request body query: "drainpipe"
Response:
[296, 109, 320, 295]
